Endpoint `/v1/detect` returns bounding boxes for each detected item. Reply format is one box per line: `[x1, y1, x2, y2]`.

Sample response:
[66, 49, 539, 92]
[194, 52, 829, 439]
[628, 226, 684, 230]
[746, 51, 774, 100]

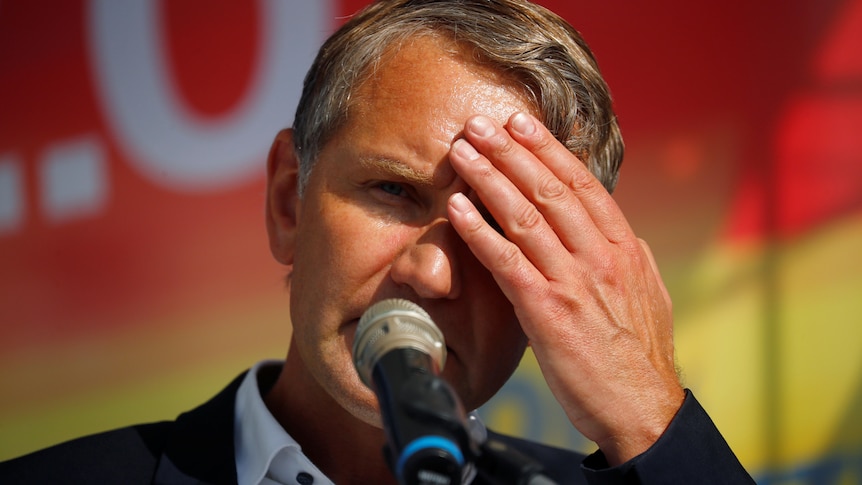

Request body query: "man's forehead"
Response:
[323, 36, 532, 191]
[353, 35, 531, 116]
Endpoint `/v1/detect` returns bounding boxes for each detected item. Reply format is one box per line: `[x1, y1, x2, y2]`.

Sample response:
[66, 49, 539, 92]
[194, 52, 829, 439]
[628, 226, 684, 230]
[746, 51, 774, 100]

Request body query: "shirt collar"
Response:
[234, 360, 333, 485]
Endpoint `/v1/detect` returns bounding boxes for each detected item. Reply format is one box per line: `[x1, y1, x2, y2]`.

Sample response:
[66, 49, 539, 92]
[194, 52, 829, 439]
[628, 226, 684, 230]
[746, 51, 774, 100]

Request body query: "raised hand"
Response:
[447, 112, 685, 465]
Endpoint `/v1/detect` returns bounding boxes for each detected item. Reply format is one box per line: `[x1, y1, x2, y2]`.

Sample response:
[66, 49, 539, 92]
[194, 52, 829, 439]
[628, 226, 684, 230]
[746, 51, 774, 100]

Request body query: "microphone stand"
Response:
[390, 374, 558, 485]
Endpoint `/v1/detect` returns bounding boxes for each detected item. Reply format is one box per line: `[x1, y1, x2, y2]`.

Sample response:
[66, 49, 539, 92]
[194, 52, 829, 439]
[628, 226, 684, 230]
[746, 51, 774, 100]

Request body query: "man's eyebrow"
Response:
[357, 156, 436, 187]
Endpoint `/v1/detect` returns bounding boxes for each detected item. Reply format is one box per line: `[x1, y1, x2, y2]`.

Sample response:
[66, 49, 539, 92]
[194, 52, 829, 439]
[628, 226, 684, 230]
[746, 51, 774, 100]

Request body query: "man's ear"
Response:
[265, 129, 301, 266]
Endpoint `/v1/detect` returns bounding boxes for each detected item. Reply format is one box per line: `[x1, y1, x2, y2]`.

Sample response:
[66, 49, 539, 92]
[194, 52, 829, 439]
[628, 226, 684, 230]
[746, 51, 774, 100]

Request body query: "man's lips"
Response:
[343, 317, 360, 339]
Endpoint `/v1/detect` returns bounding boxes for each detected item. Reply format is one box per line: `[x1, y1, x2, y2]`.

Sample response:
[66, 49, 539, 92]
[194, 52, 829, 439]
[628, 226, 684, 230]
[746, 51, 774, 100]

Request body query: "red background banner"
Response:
[1, 1, 860, 482]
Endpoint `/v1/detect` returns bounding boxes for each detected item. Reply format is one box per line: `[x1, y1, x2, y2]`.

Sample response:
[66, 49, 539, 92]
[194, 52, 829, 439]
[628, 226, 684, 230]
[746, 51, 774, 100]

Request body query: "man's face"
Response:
[282, 36, 532, 426]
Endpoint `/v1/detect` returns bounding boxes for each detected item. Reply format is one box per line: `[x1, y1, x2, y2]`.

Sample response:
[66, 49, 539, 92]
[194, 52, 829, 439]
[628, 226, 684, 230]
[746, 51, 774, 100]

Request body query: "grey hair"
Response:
[292, 0, 624, 195]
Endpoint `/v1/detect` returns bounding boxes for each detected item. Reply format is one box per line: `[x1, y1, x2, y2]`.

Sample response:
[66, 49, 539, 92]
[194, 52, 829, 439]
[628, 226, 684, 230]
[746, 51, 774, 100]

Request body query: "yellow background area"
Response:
[676, 215, 862, 473]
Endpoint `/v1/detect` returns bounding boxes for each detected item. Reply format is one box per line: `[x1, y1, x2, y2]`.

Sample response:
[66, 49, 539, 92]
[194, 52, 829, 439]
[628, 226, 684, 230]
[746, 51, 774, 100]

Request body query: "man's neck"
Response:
[264, 349, 398, 484]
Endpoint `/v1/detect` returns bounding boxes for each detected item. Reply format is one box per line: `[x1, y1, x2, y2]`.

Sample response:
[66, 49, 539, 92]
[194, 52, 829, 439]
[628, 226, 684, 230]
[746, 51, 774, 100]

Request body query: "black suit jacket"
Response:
[0, 371, 753, 484]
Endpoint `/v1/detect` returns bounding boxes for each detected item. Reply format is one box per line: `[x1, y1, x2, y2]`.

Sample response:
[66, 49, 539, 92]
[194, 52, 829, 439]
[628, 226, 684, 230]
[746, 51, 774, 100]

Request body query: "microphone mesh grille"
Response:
[352, 299, 446, 387]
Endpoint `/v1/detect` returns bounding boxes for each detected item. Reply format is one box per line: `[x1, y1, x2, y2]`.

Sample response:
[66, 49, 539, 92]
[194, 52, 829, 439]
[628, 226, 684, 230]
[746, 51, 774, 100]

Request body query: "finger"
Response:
[449, 136, 574, 280]
[459, 115, 607, 255]
[447, 192, 546, 306]
[506, 112, 634, 245]
[638, 238, 672, 316]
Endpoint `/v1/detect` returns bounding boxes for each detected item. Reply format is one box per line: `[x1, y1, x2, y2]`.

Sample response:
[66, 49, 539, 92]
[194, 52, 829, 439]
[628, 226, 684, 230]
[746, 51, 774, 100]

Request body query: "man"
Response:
[1, 1, 754, 483]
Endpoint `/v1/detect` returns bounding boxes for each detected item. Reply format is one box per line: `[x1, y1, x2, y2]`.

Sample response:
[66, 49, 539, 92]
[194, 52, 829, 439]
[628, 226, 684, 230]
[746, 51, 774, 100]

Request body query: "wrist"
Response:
[596, 386, 685, 466]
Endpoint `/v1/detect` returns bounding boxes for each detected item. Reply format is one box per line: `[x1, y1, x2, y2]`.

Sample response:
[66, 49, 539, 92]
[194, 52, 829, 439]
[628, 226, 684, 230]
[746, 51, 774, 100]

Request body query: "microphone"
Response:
[353, 298, 471, 485]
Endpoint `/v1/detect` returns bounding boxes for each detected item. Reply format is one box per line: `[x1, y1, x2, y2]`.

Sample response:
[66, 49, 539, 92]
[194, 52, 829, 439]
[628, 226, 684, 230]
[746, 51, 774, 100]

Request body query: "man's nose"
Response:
[389, 221, 462, 300]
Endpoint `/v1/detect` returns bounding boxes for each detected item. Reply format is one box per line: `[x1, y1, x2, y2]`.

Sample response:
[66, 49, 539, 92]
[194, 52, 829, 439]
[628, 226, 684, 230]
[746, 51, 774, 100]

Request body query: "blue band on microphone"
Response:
[397, 435, 464, 478]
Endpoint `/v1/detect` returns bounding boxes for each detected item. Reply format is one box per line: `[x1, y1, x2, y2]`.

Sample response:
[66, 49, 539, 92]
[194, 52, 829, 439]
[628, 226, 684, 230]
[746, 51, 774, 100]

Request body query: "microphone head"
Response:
[352, 299, 447, 387]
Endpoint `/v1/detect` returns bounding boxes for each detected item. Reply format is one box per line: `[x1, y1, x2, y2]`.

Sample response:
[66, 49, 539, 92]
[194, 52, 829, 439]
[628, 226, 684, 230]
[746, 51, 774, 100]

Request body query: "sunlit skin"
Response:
[264, 36, 684, 483]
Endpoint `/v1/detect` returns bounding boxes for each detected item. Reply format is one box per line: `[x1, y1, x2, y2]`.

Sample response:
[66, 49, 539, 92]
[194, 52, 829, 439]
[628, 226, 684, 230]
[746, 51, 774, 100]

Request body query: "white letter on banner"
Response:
[87, 0, 329, 192]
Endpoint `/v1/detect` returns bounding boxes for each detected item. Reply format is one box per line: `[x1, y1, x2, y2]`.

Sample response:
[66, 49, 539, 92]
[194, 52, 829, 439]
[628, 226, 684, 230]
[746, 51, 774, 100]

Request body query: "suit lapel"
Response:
[153, 372, 247, 485]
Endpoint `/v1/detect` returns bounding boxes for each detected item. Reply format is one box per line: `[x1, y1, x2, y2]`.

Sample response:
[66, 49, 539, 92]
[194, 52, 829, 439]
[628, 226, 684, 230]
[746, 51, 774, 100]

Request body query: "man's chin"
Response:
[329, 377, 383, 427]
[341, 392, 384, 429]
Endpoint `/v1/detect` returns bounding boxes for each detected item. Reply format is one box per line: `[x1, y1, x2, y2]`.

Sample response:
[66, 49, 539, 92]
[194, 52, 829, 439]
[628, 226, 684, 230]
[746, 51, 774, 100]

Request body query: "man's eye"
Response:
[377, 182, 407, 197]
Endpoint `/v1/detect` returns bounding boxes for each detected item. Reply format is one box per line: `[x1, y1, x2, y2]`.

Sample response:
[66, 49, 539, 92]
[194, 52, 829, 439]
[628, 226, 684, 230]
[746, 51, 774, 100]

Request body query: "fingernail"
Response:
[467, 116, 495, 138]
[511, 112, 535, 136]
[449, 192, 471, 213]
[452, 139, 480, 160]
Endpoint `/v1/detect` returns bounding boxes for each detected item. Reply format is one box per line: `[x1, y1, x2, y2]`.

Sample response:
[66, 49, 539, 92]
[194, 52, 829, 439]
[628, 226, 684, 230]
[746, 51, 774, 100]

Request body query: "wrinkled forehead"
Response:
[316, 36, 534, 193]
[348, 34, 535, 131]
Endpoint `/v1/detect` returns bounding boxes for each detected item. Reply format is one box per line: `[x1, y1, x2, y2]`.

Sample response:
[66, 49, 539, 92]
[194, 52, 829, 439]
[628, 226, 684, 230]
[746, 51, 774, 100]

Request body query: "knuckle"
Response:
[591, 247, 625, 276]
[620, 239, 645, 258]
[512, 202, 544, 232]
[496, 241, 522, 270]
[491, 133, 519, 158]
[596, 255, 623, 277]
[565, 163, 598, 193]
[464, 211, 488, 236]
[475, 161, 496, 181]
[530, 130, 558, 154]
[536, 174, 568, 202]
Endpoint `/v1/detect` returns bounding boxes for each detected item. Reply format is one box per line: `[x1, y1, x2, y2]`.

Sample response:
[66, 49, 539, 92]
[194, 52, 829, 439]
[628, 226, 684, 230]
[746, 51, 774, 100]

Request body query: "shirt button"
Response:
[296, 471, 314, 485]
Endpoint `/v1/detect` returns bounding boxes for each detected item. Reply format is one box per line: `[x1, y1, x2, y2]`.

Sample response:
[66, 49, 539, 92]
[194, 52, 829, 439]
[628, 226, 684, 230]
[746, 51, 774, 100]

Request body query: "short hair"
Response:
[292, 0, 624, 195]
